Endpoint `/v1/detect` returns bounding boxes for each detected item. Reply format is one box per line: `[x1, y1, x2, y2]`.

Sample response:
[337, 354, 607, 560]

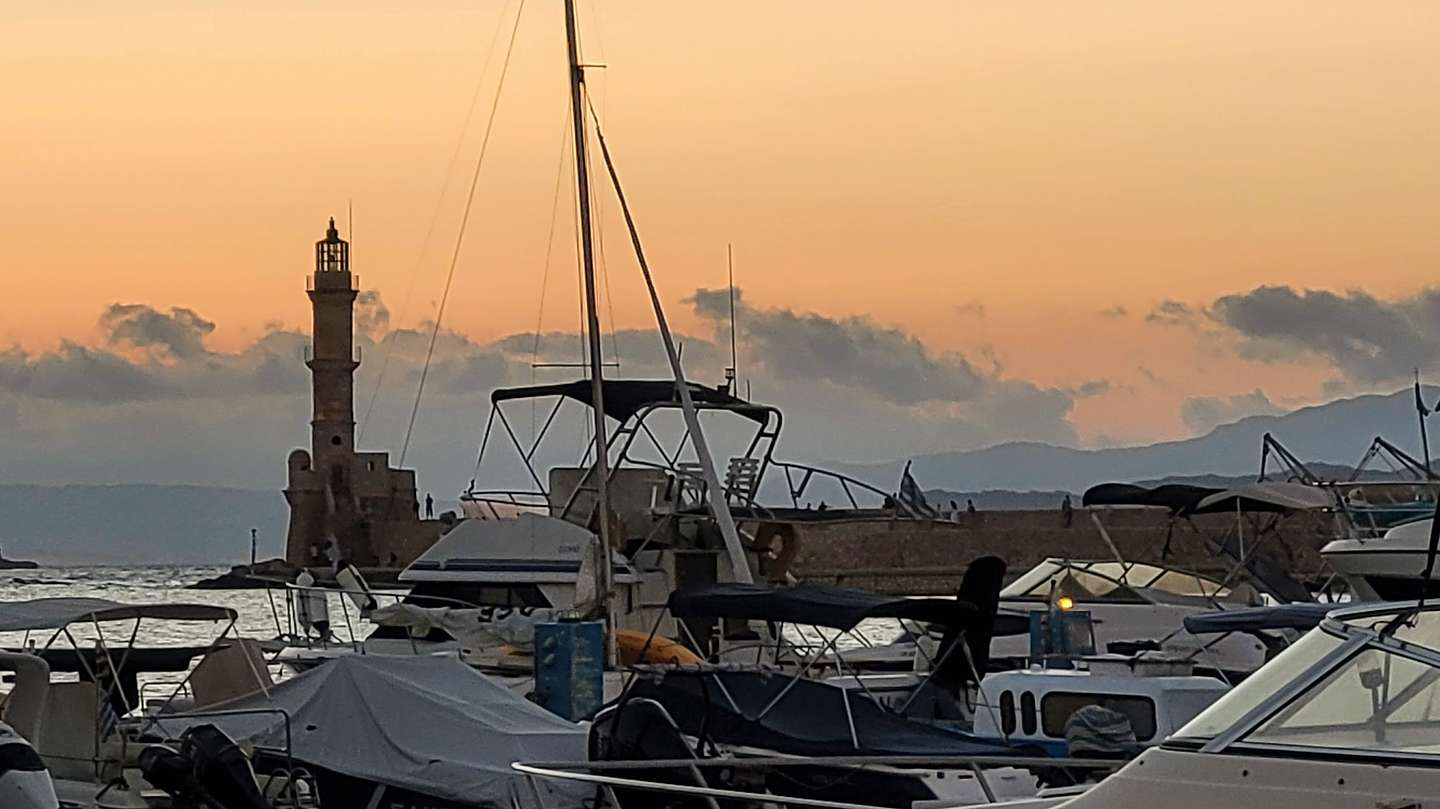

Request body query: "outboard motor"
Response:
[0, 722, 58, 809]
[934, 555, 1007, 695]
[138, 724, 269, 809]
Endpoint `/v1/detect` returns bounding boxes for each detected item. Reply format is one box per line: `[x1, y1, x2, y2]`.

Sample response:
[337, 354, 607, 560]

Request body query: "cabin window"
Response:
[1021, 691, 1038, 735]
[999, 690, 1016, 736]
[1041, 692, 1158, 741]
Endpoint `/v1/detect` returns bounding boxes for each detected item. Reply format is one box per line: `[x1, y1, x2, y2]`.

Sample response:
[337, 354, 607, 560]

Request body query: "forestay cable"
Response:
[399, 0, 528, 467]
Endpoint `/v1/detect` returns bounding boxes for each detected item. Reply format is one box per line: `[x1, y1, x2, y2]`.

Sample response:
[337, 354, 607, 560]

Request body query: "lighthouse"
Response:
[283, 219, 441, 569]
[307, 218, 359, 469]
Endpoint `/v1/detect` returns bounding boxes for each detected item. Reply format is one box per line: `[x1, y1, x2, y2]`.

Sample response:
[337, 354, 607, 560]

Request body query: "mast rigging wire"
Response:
[358, 0, 519, 444]
[399, 0, 528, 467]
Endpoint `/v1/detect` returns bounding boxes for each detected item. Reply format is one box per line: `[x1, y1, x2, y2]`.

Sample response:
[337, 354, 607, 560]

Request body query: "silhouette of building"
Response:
[283, 219, 440, 567]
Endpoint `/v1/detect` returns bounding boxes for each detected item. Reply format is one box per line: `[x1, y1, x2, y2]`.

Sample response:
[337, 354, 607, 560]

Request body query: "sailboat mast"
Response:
[563, 0, 615, 620]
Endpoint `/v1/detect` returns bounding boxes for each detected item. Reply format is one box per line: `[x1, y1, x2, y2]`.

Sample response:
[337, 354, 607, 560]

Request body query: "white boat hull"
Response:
[1322, 518, 1439, 600]
[1035, 746, 1437, 808]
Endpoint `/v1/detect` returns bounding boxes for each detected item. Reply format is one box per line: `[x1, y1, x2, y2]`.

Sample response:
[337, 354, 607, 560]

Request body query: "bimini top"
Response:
[667, 582, 984, 632]
[623, 667, 1018, 758]
[0, 598, 237, 632]
[490, 378, 771, 424]
[1083, 481, 1334, 515]
[1083, 483, 1223, 512]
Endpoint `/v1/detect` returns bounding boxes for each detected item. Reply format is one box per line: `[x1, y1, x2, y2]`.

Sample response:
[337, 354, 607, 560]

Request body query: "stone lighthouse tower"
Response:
[284, 218, 441, 569]
[308, 218, 358, 469]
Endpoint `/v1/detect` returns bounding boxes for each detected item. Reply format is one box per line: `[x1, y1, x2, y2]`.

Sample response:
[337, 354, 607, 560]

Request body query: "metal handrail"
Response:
[770, 459, 917, 517]
[513, 755, 1118, 808]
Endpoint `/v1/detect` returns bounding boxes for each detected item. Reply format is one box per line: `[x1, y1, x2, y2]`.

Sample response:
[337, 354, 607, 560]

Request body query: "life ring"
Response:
[614, 629, 701, 666]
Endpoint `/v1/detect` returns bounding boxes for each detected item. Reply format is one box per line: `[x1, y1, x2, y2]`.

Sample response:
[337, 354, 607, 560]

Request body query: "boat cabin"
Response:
[972, 659, 1230, 757]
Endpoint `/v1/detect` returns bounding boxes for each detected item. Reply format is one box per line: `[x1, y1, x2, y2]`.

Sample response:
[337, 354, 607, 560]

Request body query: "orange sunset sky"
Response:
[6, 1, 1440, 453]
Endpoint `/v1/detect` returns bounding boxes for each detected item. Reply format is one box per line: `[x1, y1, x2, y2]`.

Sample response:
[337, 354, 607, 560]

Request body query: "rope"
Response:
[399, 0, 528, 467]
[357, 0, 517, 444]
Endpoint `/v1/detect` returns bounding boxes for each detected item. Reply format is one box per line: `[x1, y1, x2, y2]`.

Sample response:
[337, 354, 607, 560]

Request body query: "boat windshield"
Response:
[1172, 607, 1440, 756]
[1170, 628, 1345, 740]
[1001, 559, 1232, 601]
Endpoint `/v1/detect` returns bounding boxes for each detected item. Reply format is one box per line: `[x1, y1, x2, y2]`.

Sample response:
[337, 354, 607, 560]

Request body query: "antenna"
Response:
[726, 244, 738, 395]
[347, 199, 353, 261]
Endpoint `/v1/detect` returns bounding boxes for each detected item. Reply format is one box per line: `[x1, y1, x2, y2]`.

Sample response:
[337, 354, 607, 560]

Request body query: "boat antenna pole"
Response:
[726, 244, 738, 395]
[588, 103, 755, 585]
[564, 0, 616, 638]
[1416, 369, 1433, 477]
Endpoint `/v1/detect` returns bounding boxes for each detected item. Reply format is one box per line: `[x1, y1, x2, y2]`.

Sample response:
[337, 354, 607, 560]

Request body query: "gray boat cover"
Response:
[147, 654, 588, 807]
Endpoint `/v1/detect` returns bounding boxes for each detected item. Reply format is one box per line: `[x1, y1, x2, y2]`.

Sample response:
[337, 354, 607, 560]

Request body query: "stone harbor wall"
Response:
[786, 507, 1339, 594]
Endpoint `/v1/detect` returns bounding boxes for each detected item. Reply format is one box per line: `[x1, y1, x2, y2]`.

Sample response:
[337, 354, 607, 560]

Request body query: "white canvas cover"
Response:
[148, 654, 589, 807]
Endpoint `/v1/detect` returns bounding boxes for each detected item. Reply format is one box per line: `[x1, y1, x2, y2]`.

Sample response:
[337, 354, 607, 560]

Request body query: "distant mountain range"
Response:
[835, 387, 1437, 495]
[4, 387, 1435, 563]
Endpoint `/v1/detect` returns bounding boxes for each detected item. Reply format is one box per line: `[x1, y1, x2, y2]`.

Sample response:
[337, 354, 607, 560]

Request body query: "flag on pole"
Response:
[898, 461, 937, 518]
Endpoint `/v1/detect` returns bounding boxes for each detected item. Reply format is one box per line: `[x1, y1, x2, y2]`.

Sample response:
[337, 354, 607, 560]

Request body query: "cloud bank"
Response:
[0, 289, 1083, 490]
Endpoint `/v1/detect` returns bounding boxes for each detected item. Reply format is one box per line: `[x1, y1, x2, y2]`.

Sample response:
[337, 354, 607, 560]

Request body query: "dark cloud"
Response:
[1145, 299, 1200, 327]
[1180, 389, 1284, 435]
[354, 290, 391, 338]
[101, 304, 215, 359]
[493, 329, 722, 374]
[955, 301, 986, 319]
[686, 286, 1078, 446]
[1209, 285, 1440, 385]
[0, 288, 1094, 487]
[1070, 379, 1111, 398]
[20, 342, 173, 402]
[688, 287, 987, 406]
[425, 351, 513, 395]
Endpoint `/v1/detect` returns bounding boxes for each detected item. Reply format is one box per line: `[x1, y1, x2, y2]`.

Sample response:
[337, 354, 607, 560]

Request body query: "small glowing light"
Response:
[1057, 596, 1075, 611]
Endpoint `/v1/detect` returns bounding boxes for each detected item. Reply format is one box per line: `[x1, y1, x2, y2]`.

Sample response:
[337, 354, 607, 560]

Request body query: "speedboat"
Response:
[146, 654, 591, 809]
[0, 598, 304, 808]
[1010, 599, 1440, 807]
[990, 559, 1274, 680]
[590, 562, 1234, 808]
[1321, 516, 1440, 600]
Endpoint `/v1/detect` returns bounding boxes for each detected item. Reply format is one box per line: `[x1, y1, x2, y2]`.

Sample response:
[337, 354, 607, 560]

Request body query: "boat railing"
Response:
[268, 582, 484, 659]
[459, 489, 553, 519]
[770, 460, 920, 517]
[136, 706, 318, 808]
[512, 754, 1120, 809]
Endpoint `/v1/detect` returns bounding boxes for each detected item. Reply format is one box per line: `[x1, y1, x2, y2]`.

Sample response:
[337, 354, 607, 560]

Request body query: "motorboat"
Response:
[589, 564, 1234, 808]
[0, 598, 306, 808]
[272, 512, 677, 676]
[1004, 599, 1440, 807]
[990, 559, 1274, 680]
[146, 654, 591, 809]
[1321, 516, 1440, 600]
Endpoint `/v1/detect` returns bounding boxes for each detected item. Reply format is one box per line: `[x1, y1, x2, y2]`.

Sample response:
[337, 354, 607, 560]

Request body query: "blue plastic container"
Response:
[533, 620, 605, 720]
